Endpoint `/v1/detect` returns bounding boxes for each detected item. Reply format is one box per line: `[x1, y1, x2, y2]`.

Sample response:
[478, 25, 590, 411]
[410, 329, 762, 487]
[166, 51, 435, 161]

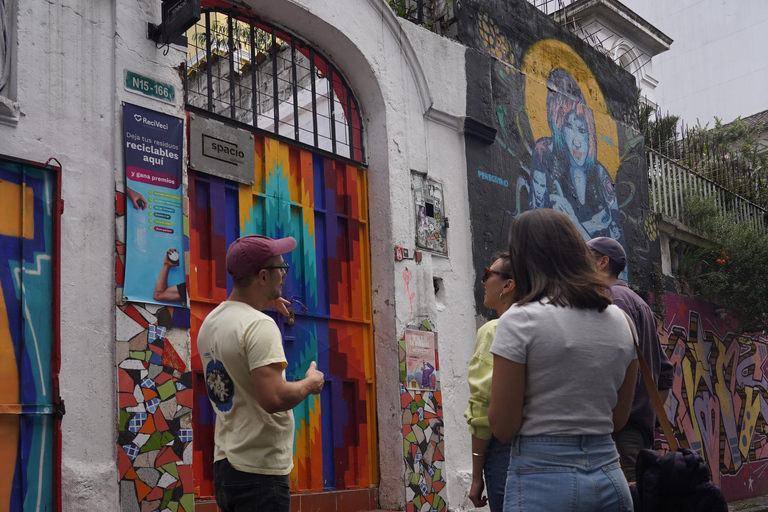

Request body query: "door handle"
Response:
[287, 307, 296, 326]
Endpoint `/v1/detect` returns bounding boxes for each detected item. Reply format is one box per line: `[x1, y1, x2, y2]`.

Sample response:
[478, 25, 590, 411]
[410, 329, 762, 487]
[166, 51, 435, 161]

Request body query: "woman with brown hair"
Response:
[488, 208, 638, 512]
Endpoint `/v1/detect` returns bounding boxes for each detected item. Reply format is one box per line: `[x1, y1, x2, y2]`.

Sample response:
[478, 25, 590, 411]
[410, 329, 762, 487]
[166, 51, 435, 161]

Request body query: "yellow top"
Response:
[464, 320, 498, 440]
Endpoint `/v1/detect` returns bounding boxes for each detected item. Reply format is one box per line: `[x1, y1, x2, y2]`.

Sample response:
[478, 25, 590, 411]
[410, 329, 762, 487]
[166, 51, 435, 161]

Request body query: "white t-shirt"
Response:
[490, 300, 636, 437]
[196, 300, 294, 475]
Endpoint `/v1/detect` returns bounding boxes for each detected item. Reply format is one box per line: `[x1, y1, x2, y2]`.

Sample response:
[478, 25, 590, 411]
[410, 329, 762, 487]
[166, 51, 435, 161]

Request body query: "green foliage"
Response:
[681, 117, 768, 207]
[386, 0, 453, 34]
[682, 194, 768, 334]
[638, 93, 768, 208]
[388, 0, 415, 19]
[192, 17, 271, 53]
[638, 102, 679, 153]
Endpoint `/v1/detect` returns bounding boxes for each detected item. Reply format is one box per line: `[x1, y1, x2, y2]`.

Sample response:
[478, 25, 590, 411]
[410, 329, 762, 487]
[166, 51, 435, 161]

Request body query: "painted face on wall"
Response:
[532, 168, 547, 206]
[563, 112, 589, 168]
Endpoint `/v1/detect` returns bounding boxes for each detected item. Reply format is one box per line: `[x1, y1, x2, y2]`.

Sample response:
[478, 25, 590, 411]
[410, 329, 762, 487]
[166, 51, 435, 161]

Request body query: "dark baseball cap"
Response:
[586, 237, 626, 265]
[226, 235, 296, 279]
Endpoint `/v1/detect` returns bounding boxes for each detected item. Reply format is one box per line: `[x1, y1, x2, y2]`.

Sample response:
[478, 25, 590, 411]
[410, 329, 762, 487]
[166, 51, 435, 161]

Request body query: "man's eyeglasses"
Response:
[481, 267, 508, 282]
[261, 262, 290, 276]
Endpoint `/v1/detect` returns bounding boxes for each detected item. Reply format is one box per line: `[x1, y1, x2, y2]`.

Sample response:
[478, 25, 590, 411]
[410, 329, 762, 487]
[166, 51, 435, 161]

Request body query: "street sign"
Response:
[124, 70, 175, 104]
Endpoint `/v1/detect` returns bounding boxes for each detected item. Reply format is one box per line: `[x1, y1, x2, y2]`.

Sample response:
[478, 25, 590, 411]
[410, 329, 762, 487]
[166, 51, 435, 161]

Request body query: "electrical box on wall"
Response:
[411, 172, 448, 256]
[148, 0, 201, 46]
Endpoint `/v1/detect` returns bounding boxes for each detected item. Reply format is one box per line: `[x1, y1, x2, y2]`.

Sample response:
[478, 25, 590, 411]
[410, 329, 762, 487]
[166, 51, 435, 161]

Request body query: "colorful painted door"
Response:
[190, 134, 377, 497]
[0, 159, 59, 512]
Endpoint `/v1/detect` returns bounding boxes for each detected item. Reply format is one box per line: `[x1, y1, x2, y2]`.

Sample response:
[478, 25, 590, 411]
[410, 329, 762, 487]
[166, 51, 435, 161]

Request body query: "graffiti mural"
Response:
[457, 0, 659, 311]
[398, 321, 447, 512]
[655, 292, 768, 501]
[0, 160, 57, 512]
[189, 135, 377, 496]
[115, 188, 195, 512]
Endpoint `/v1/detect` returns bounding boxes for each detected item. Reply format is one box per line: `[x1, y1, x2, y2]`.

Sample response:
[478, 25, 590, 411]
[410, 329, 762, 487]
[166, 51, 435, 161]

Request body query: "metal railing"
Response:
[648, 149, 767, 234]
[386, 0, 454, 33]
[184, 9, 365, 164]
[526, 0, 572, 15]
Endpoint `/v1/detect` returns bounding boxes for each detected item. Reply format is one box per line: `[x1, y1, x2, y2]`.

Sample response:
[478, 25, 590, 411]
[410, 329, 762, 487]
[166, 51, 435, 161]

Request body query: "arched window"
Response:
[618, 50, 635, 74]
[185, 7, 365, 163]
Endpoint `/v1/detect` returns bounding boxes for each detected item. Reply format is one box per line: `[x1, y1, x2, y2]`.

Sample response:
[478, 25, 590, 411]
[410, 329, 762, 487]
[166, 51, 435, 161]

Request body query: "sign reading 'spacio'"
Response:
[122, 102, 187, 307]
[189, 112, 255, 185]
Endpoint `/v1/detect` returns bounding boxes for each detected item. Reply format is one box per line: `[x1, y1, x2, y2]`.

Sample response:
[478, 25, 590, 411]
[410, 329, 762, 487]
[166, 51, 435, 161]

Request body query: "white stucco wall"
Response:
[242, 2, 475, 509]
[0, 1, 188, 510]
[623, 0, 768, 125]
[1, 1, 118, 509]
[397, 20, 477, 511]
[574, 12, 661, 106]
[3, 0, 479, 509]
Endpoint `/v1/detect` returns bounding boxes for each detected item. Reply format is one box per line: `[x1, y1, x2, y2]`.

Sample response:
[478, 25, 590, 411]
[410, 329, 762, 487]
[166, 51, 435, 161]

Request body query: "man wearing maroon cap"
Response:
[196, 235, 325, 511]
[587, 236, 673, 482]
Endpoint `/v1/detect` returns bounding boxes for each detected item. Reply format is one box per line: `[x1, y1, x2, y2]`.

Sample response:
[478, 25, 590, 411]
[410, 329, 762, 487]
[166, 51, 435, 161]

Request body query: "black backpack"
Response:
[630, 447, 727, 512]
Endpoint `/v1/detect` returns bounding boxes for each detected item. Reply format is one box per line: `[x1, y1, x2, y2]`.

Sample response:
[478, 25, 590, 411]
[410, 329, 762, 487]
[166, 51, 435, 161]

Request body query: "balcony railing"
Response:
[648, 149, 767, 234]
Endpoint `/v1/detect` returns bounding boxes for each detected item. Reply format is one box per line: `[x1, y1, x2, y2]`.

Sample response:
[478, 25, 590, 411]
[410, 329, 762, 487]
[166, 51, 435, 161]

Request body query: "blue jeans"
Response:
[503, 435, 632, 512]
[485, 436, 512, 512]
[214, 459, 291, 512]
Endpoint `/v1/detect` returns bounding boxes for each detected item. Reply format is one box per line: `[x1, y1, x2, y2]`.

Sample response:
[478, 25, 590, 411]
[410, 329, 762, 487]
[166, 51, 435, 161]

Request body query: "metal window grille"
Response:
[185, 8, 364, 164]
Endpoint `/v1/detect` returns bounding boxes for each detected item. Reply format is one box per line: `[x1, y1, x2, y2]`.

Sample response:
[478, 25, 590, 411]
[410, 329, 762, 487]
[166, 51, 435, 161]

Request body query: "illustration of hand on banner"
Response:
[122, 103, 187, 307]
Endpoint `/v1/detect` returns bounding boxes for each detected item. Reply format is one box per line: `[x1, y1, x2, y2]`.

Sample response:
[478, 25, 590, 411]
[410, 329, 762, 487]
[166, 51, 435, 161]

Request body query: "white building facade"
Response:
[0, 0, 479, 510]
[621, 0, 768, 125]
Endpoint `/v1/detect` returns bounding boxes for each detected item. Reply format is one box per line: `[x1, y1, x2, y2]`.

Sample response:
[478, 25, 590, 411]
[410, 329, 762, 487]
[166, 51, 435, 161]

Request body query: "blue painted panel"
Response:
[0, 160, 55, 512]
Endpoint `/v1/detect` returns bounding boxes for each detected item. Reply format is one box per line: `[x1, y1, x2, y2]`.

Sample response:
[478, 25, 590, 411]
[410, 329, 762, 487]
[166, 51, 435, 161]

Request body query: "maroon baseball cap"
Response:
[586, 236, 626, 265]
[226, 235, 296, 279]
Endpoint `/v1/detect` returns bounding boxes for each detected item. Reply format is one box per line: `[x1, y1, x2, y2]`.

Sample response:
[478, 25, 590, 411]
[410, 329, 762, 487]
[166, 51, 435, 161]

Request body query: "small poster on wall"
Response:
[405, 329, 437, 391]
[122, 103, 187, 307]
[411, 173, 447, 255]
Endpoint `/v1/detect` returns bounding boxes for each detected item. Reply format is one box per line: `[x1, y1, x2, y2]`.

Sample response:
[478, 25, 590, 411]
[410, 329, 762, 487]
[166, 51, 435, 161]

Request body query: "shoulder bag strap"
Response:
[623, 312, 681, 452]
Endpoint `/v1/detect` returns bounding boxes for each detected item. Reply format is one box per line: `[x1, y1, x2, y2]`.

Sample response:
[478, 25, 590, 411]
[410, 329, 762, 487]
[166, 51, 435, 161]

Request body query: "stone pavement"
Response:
[729, 495, 768, 512]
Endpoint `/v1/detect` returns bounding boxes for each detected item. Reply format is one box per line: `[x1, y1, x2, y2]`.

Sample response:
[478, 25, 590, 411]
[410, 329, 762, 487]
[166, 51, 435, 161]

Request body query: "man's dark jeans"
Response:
[613, 425, 650, 483]
[214, 459, 291, 512]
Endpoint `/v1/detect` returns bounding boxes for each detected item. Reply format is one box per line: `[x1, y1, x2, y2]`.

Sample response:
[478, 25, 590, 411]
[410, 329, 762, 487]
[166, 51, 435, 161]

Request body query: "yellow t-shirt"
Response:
[196, 300, 295, 475]
[464, 319, 498, 440]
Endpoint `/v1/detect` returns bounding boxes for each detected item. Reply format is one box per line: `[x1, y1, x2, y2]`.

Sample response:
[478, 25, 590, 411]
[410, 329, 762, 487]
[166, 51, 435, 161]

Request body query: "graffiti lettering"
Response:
[659, 294, 768, 500]
[477, 170, 509, 187]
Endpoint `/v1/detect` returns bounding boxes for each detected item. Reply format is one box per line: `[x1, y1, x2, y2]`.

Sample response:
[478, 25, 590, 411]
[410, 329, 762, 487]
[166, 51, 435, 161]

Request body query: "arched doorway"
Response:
[183, 4, 378, 505]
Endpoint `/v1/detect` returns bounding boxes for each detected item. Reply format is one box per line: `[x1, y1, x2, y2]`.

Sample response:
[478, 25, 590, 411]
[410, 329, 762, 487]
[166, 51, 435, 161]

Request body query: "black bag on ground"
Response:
[629, 447, 727, 512]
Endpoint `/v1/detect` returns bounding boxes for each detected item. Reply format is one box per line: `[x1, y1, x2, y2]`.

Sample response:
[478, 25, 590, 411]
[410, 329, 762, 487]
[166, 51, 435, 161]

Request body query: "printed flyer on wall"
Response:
[122, 103, 187, 307]
[405, 329, 437, 391]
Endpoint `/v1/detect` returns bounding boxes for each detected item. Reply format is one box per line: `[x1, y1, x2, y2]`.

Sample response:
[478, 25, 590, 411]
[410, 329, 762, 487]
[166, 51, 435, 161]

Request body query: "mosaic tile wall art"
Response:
[399, 321, 447, 512]
[116, 189, 195, 512]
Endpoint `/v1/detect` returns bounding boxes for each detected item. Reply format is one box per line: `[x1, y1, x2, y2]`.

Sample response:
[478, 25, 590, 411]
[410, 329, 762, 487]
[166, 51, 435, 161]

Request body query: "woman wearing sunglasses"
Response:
[465, 252, 515, 512]
[488, 208, 638, 512]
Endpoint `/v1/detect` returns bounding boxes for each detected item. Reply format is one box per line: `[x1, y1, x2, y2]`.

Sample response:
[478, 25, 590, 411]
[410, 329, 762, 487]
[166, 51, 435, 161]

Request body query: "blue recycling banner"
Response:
[122, 103, 187, 307]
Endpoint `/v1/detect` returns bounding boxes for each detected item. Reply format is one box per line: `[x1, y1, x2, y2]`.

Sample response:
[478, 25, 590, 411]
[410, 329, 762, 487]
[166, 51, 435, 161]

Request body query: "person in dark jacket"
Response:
[587, 236, 674, 481]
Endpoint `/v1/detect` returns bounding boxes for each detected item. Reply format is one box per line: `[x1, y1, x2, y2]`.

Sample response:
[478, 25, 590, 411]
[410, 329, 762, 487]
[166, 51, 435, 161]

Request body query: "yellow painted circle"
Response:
[522, 39, 620, 180]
